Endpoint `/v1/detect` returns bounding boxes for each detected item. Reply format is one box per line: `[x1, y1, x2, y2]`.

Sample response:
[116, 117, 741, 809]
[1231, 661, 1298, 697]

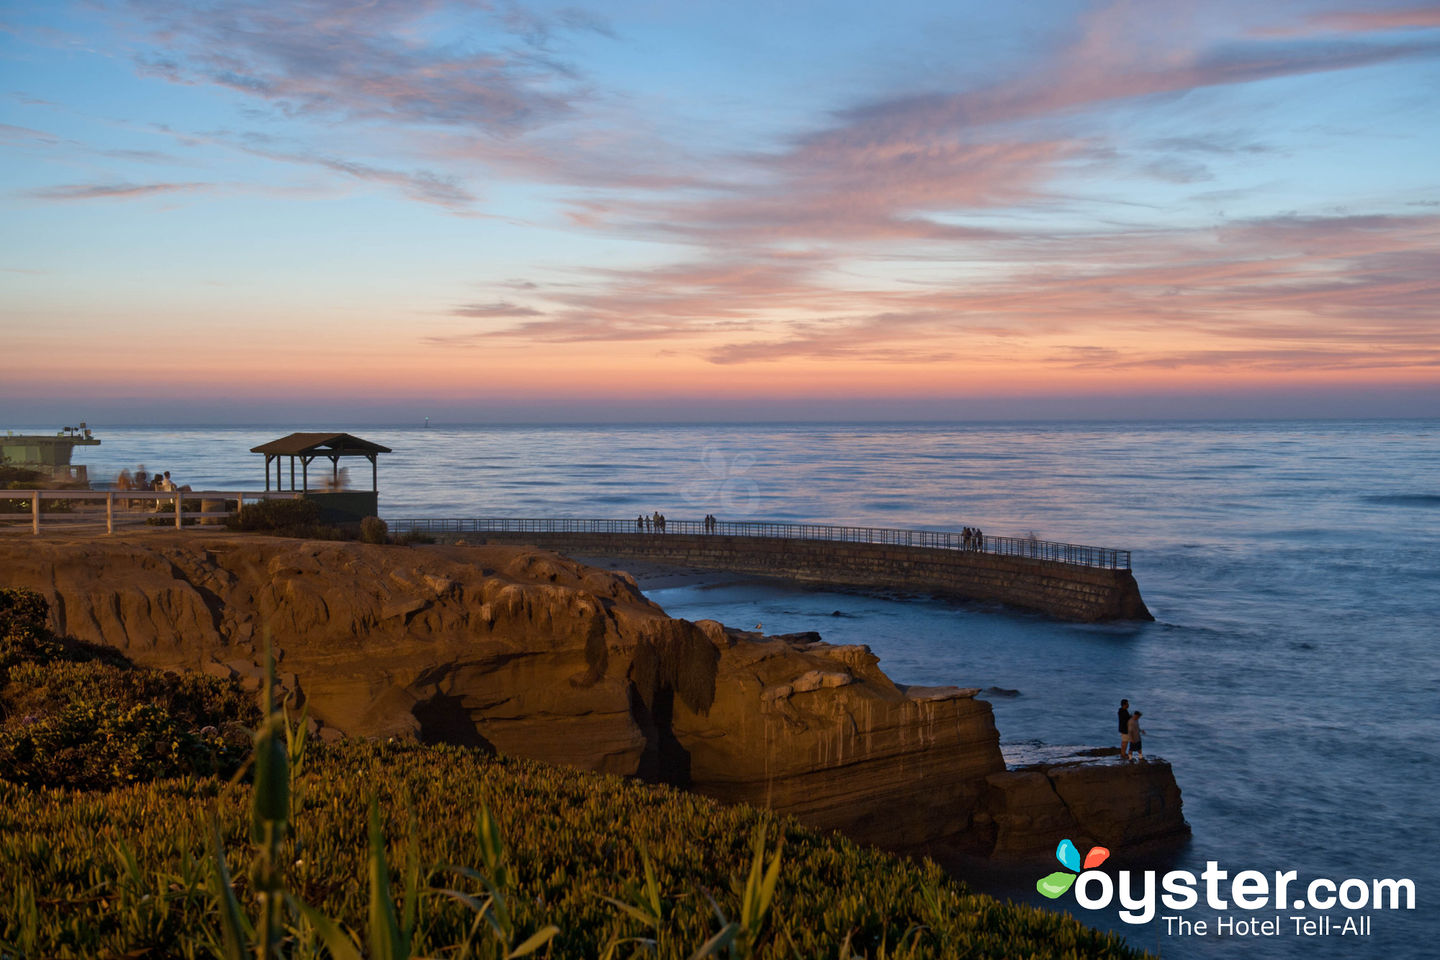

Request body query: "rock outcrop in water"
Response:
[0, 534, 1187, 858]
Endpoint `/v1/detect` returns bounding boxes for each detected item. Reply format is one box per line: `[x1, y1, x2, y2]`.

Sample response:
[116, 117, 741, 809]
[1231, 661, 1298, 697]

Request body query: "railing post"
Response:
[106, 491, 114, 535]
[175, 492, 183, 529]
[31, 491, 40, 535]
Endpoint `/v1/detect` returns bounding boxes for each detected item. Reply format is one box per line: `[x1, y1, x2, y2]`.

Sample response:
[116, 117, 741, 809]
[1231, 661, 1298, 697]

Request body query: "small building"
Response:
[1, 424, 100, 484]
[249, 432, 391, 523]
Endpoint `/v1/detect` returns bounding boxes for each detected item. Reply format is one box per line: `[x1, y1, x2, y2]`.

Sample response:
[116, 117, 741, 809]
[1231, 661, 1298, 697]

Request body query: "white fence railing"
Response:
[2, 490, 302, 535]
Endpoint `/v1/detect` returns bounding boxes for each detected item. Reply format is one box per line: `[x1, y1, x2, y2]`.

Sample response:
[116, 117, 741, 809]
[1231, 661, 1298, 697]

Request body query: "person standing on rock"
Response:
[1118, 699, 1132, 759]
[1127, 711, 1146, 762]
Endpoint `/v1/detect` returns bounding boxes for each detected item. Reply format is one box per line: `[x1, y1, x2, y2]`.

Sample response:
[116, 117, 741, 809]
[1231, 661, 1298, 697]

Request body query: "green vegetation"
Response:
[0, 466, 88, 514]
[229, 498, 324, 534]
[0, 589, 259, 789]
[1, 741, 1142, 959]
[0, 465, 47, 486]
[0, 589, 1143, 959]
[226, 502, 434, 544]
[0, 465, 73, 514]
[361, 516, 389, 545]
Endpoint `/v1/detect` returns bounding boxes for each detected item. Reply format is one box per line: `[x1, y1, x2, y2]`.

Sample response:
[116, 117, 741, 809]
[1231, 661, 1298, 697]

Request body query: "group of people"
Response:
[116, 467, 178, 493]
[962, 526, 985, 550]
[1117, 698, 1147, 761]
[634, 513, 723, 532]
[637, 512, 668, 532]
[115, 467, 188, 511]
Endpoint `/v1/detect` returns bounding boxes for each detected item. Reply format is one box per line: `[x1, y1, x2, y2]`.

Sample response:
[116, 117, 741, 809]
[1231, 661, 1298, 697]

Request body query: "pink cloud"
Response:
[474, 211, 1440, 378]
[1275, 5, 1440, 35]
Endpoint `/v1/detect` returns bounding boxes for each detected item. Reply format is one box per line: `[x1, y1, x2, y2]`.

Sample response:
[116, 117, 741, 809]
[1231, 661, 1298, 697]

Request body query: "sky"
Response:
[2, 0, 1438, 423]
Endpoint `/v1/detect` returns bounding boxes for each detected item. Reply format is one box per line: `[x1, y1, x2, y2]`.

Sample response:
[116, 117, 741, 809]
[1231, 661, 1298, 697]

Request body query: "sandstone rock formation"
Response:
[976, 756, 1189, 859]
[0, 533, 1187, 857]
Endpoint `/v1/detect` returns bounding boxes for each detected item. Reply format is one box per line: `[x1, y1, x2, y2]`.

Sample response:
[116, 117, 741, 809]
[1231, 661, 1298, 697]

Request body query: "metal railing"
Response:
[2, 489, 302, 535]
[386, 517, 1131, 570]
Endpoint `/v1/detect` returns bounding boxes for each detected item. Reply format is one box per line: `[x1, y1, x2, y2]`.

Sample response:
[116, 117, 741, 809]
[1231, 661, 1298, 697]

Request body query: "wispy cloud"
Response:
[500, 210, 1440, 377]
[1266, 5, 1440, 35]
[0, 122, 63, 145]
[450, 301, 544, 317]
[125, 0, 604, 134]
[425, 316, 749, 345]
[22, 181, 211, 200]
[548, 1, 1440, 253]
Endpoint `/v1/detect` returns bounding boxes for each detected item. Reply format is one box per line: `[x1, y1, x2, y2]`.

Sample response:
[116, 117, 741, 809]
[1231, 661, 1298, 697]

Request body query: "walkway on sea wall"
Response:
[387, 518, 1152, 622]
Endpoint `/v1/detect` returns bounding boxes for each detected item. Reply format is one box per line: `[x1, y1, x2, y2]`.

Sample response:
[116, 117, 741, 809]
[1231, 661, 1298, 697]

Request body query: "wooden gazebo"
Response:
[251, 432, 391, 492]
[249, 432, 391, 521]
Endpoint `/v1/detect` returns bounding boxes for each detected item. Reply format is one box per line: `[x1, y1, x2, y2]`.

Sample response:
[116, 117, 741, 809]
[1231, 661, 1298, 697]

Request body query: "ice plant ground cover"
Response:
[0, 738, 1148, 958]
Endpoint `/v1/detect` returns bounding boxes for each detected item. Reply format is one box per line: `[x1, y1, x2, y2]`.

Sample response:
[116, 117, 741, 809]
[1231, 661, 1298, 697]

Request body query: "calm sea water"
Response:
[28, 420, 1440, 958]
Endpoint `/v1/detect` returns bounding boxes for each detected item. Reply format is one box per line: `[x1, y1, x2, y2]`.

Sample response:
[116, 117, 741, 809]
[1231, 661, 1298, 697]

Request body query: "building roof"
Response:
[249, 432, 392, 456]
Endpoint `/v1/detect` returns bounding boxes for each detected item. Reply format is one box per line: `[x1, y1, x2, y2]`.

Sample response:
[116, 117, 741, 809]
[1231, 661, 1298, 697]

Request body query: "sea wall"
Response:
[454, 531, 1152, 622]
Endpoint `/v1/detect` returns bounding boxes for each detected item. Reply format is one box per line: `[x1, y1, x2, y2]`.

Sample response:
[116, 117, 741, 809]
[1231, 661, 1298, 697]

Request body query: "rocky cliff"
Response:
[0, 534, 1186, 858]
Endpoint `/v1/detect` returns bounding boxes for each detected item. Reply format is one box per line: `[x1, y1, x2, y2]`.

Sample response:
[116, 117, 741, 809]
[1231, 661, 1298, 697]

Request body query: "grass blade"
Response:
[366, 798, 406, 960]
[207, 818, 251, 960]
[506, 924, 559, 959]
[292, 894, 364, 960]
[687, 922, 739, 960]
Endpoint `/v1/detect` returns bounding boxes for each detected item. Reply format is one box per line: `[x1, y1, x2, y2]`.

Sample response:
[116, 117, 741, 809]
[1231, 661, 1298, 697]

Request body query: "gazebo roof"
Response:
[250, 432, 392, 457]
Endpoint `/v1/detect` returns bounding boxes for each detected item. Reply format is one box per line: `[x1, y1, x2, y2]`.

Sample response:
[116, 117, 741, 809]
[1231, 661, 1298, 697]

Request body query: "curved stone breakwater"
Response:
[446, 530, 1152, 622]
[0, 534, 1185, 859]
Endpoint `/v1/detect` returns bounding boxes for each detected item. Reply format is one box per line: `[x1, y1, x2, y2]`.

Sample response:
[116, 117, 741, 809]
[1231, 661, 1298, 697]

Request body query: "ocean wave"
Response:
[1362, 493, 1440, 506]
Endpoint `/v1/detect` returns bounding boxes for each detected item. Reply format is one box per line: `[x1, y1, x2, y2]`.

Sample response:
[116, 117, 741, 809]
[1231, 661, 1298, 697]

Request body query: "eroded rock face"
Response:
[0, 534, 1186, 857]
[976, 757, 1190, 859]
[673, 632, 1003, 850]
[5, 536, 668, 773]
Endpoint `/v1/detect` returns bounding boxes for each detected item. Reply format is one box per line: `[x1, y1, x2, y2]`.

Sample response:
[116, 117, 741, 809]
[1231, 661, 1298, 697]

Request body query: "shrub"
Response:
[360, 515, 388, 544]
[0, 589, 259, 789]
[0, 466, 47, 485]
[228, 497, 322, 533]
[0, 587, 50, 640]
[0, 587, 63, 670]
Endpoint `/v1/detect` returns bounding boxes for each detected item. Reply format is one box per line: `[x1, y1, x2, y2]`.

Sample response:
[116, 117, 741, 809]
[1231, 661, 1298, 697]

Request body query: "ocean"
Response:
[27, 419, 1440, 958]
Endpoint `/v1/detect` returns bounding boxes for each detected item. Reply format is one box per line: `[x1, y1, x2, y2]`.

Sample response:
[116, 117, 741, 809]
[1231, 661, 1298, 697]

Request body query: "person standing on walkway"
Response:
[1127, 711, 1146, 762]
[1118, 699, 1132, 760]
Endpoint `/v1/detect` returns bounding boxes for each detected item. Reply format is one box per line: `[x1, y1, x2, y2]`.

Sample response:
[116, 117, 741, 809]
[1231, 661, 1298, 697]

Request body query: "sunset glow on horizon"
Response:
[3, 1, 1439, 423]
